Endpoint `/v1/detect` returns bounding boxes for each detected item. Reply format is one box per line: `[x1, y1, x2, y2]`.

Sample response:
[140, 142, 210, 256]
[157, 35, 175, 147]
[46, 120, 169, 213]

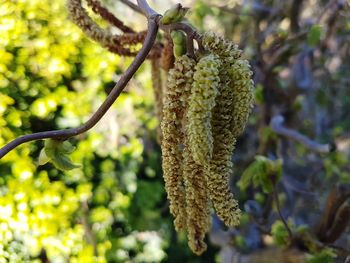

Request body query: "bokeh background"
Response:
[0, 0, 349, 262]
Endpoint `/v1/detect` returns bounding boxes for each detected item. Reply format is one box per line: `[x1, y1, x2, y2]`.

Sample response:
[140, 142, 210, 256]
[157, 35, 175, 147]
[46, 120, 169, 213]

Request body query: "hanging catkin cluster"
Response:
[161, 32, 254, 255]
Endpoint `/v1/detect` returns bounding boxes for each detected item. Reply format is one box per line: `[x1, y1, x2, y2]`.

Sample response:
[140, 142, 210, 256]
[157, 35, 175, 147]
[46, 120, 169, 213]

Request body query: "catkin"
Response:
[187, 54, 221, 165]
[67, 0, 143, 56]
[157, 30, 253, 253]
[151, 58, 163, 143]
[206, 67, 242, 227]
[181, 57, 213, 255]
[183, 143, 211, 255]
[202, 32, 254, 138]
[160, 34, 175, 71]
[161, 55, 196, 231]
[201, 31, 254, 227]
[230, 60, 254, 137]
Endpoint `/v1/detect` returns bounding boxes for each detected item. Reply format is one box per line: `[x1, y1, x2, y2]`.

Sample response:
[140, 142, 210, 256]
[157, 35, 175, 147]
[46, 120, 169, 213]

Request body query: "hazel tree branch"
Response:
[137, 0, 158, 18]
[270, 115, 332, 153]
[119, 0, 143, 14]
[0, 4, 160, 159]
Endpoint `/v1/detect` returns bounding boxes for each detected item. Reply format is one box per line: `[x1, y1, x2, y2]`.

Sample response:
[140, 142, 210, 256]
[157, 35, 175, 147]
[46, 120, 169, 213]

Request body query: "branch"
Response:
[0, 0, 202, 159]
[119, 0, 143, 14]
[273, 184, 293, 240]
[270, 115, 332, 153]
[137, 0, 158, 18]
[0, 14, 159, 159]
[290, 0, 303, 33]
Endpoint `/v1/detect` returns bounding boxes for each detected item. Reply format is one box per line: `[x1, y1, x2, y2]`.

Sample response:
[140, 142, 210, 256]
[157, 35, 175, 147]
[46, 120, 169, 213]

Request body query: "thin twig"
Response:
[270, 115, 332, 153]
[160, 22, 202, 59]
[119, 0, 143, 14]
[273, 184, 293, 240]
[0, 14, 159, 159]
[86, 0, 135, 33]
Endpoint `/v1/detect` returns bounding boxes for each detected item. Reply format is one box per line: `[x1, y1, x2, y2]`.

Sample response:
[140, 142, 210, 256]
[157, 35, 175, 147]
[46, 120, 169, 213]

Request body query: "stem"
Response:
[137, 0, 158, 18]
[119, 0, 143, 14]
[0, 17, 159, 159]
[160, 22, 203, 59]
[273, 185, 293, 240]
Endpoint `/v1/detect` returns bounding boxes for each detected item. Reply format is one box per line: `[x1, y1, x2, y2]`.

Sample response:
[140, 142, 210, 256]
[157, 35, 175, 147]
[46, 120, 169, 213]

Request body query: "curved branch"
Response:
[0, 16, 159, 159]
[160, 22, 203, 58]
[270, 115, 332, 153]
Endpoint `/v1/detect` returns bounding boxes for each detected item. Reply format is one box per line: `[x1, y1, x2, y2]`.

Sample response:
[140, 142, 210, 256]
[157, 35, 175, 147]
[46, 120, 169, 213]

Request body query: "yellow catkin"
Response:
[206, 76, 241, 227]
[183, 145, 211, 255]
[181, 57, 212, 254]
[67, 0, 116, 46]
[161, 55, 196, 231]
[230, 60, 254, 137]
[151, 58, 163, 144]
[201, 32, 254, 227]
[186, 54, 221, 165]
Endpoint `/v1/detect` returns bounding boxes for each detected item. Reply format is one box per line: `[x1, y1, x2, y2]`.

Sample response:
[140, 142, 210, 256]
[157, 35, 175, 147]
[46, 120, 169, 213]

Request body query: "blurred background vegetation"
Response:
[0, 0, 349, 262]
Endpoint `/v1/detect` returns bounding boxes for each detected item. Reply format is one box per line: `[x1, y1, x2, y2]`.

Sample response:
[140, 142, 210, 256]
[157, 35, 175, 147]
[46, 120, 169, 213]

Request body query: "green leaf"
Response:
[271, 220, 289, 246]
[307, 24, 323, 47]
[160, 4, 189, 25]
[59, 141, 76, 154]
[306, 248, 337, 263]
[238, 161, 261, 190]
[42, 139, 80, 171]
[51, 154, 81, 171]
[38, 149, 50, 166]
[238, 156, 283, 193]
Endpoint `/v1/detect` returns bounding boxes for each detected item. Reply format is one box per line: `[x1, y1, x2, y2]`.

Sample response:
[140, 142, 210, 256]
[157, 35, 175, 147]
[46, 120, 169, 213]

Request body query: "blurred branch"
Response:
[273, 184, 293, 240]
[136, 0, 158, 18]
[87, 0, 135, 33]
[316, 187, 350, 243]
[270, 115, 332, 153]
[119, 0, 143, 14]
[290, 0, 303, 33]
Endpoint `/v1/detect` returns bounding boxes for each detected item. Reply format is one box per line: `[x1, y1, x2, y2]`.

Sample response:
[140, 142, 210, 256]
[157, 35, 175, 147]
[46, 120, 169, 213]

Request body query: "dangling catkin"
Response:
[67, 0, 143, 56]
[161, 55, 196, 231]
[183, 143, 211, 255]
[186, 54, 221, 166]
[229, 59, 254, 138]
[160, 34, 175, 71]
[201, 31, 254, 227]
[151, 58, 163, 143]
[181, 56, 213, 254]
